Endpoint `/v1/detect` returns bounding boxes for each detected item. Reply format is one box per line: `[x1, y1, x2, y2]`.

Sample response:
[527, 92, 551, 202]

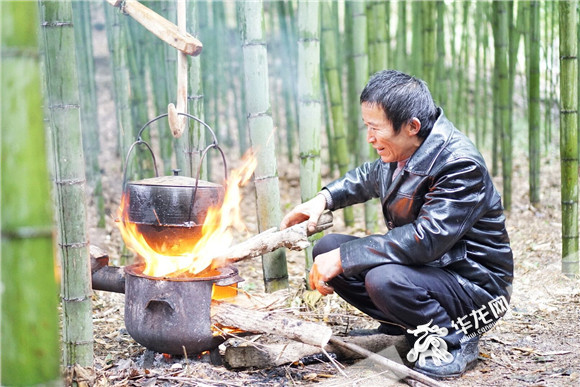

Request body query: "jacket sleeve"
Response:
[323, 160, 390, 210]
[339, 157, 493, 276]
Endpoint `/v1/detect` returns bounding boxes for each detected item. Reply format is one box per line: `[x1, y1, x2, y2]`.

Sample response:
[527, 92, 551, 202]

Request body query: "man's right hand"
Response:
[280, 193, 327, 234]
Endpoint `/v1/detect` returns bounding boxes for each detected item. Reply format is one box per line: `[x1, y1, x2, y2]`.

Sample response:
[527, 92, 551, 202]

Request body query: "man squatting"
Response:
[280, 70, 513, 379]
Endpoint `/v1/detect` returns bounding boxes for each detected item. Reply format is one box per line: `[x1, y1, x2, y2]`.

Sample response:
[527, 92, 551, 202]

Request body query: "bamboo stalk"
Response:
[493, 1, 512, 210]
[422, 1, 436, 88]
[321, 0, 353, 227]
[238, 0, 288, 292]
[186, 0, 206, 179]
[528, 1, 541, 205]
[559, 0, 579, 277]
[39, 0, 94, 367]
[297, 0, 322, 273]
[1, 2, 61, 384]
[104, 4, 134, 178]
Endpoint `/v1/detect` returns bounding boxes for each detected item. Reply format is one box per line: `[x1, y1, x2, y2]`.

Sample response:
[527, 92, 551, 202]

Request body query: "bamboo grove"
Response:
[1, 1, 579, 383]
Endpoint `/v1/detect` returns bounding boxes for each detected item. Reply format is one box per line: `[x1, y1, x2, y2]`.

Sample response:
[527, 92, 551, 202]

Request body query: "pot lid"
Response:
[128, 175, 223, 189]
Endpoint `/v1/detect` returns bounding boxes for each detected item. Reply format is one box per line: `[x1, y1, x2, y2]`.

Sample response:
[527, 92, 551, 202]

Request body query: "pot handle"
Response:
[121, 139, 159, 192]
[121, 112, 228, 193]
[214, 274, 244, 287]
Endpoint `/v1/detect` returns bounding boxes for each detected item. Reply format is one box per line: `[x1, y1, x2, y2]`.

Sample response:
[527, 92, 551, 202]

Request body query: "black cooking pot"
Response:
[121, 113, 228, 251]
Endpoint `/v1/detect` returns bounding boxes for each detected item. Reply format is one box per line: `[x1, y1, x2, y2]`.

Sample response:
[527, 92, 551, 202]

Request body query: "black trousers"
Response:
[313, 234, 483, 349]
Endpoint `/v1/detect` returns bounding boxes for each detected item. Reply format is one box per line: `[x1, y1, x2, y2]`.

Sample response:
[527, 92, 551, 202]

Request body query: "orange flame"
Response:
[116, 151, 257, 278]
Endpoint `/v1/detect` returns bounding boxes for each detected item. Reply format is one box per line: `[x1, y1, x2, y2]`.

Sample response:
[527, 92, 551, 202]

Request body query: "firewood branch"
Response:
[211, 211, 333, 268]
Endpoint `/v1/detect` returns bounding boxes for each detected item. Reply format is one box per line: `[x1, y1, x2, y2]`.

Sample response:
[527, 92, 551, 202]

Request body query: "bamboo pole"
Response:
[147, 1, 173, 175]
[238, 0, 288, 292]
[72, 0, 106, 228]
[528, 1, 541, 205]
[395, 0, 407, 71]
[1, 2, 61, 384]
[411, 2, 423, 78]
[351, 1, 377, 233]
[276, 0, 297, 163]
[104, 4, 134, 177]
[297, 0, 322, 275]
[422, 1, 436, 88]
[344, 1, 359, 157]
[186, 0, 207, 179]
[559, 0, 579, 277]
[493, 1, 512, 210]
[435, 1, 447, 110]
[321, 0, 353, 227]
[39, 0, 94, 367]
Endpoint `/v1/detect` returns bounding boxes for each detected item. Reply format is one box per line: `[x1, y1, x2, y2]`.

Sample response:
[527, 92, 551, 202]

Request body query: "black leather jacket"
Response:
[324, 110, 513, 305]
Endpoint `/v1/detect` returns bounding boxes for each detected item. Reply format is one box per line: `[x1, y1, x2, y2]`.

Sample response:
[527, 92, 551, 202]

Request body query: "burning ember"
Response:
[117, 152, 257, 278]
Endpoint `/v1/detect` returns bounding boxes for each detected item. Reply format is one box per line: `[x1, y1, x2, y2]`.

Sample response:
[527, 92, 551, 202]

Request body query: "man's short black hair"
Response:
[360, 70, 438, 138]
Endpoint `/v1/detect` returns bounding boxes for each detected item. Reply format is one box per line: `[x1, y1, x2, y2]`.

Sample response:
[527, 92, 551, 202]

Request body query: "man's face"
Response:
[361, 102, 421, 163]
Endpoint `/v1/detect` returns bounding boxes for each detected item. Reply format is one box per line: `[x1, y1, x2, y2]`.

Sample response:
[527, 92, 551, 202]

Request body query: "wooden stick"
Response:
[105, 0, 202, 56]
[211, 211, 333, 269]
[328, 336, 448, 387]
[212, 302, 332, 347]
[223, 334, 408, 369]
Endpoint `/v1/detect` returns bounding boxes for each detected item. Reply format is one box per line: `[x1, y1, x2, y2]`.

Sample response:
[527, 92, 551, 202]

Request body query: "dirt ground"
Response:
[81, 10, 580, 387]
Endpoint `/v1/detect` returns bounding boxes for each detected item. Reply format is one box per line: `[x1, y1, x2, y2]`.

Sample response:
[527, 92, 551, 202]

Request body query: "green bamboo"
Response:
[1, 2, 61, 384]
[474, 1, 483, 148]
[448, 1, 459, 120]
[435, 1, 447, 109]
[544, 0, 555, 148]
[231, 1, 249, 158]
[297, 0, 322, 274]
[147, 1, 174, 175]
[482, 5, 491, 149]
[528, 0, 541, 204]
[454, 1, 469, 133]
[213, 0, 232, 147]
[345, 1, 358, 156]
[125, 16, 153, 176]
[411, 1, 422, 77]
[276, 0, 297, 162]
[422, 0, 436, 88]
[367, 1, 388, 74]
[559, 0, 579, 277]
[351, 0, 377, 233]
[71, 0, 105, 228]
[239, 0, 288, 292]
[509, 1, 524, 149]
[493, 1, 512, 210]
[321, 0, 353, 227]
[104, 4, 133, 173]
[39, 0, 94, 367]
[267, 1, 284, 149]
[395, 0, 406, 70]
[186, 0, 207, 180]
[71, 0, 100, 185]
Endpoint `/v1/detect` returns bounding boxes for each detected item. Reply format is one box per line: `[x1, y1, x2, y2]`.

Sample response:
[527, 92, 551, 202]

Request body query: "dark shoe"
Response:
[413, 336, 479, 379]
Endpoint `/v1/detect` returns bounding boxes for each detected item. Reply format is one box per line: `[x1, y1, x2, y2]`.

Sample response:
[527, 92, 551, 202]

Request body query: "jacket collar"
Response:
[404, 108, 454, 176]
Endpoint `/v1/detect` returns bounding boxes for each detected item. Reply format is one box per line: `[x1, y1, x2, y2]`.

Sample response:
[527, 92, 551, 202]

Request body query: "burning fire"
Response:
[117, 152, 257, 278]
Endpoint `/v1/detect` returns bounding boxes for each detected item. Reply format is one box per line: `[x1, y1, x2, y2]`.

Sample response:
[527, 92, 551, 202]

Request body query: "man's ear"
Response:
[407, 117, 422, 136]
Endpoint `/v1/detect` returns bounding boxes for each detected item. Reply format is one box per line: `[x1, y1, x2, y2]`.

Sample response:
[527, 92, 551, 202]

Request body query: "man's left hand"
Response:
[309, 248, 343, 296]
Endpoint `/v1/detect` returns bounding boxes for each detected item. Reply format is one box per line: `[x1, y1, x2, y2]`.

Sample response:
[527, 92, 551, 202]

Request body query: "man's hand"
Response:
[308, 248, 343, 296]
[280, 193, 326, 234]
